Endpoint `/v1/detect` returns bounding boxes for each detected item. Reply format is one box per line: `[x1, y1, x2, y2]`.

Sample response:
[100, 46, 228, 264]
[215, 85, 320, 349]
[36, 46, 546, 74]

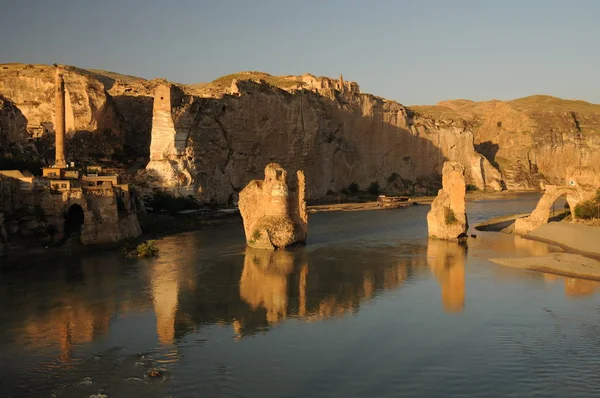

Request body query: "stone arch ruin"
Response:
[514, 185, 581, 234]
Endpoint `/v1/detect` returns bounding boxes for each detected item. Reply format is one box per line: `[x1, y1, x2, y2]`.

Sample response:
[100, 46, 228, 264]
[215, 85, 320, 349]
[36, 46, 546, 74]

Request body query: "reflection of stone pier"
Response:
[427, 239, 467, 313]
[151, 261, 180, 345]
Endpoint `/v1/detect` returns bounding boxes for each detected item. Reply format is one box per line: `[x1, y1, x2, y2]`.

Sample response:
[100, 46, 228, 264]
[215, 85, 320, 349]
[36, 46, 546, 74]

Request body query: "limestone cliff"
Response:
[0, 64, 123, 161]
[0, 95, 28, 148]
[412, 96, 600, 190]
[0, 65, 506, 203]
[141, 75, 503, 203]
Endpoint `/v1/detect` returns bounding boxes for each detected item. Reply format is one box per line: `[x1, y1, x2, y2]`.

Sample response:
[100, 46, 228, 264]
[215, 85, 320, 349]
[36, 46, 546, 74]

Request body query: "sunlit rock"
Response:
[239, 163, 307, 249]
[427, 161, 468, 240]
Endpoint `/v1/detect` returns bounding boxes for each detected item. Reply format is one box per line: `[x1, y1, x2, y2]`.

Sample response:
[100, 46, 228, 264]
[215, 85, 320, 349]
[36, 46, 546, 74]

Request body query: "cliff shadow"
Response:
[475, 141, 500, 166]
[112, 94, 153, 162]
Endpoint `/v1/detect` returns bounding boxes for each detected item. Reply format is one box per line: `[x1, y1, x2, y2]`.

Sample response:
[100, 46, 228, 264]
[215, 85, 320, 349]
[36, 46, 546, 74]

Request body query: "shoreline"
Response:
[488, 222, 600, 280]
[0, 190, 541, 269]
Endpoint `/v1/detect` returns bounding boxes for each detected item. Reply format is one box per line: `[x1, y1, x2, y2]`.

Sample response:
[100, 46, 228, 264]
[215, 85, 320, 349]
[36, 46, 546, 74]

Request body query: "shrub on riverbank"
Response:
[574, 189, 600, 219]
[123, 240, 159, 258]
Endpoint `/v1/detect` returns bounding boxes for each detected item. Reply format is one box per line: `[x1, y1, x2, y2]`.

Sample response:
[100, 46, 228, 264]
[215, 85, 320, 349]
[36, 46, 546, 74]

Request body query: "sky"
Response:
[1, 0, 599, 105]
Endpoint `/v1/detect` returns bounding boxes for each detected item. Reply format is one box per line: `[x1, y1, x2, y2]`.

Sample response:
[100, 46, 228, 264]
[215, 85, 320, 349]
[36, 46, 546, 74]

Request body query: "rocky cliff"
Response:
[412, 96, 600, 190]
[138, 74, 503, 203]
[0, 64, 124, 162]
[0, 95, 28, 148]
[0, 64, 516, 204]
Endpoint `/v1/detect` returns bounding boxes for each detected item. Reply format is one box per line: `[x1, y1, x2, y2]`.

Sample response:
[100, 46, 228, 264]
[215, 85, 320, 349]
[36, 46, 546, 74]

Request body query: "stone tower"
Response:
[149, 83, 177, 161]
[54, 67, 67, 168]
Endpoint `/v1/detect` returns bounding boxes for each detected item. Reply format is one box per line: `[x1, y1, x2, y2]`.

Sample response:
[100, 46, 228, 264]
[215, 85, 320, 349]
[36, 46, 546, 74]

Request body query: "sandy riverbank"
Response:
[308, 190, 526, 213]
[490, 222, 600, 280]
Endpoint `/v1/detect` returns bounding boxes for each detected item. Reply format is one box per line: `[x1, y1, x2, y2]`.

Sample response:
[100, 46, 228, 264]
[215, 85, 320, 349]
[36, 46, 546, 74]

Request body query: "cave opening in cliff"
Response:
[64, 204, 84, 239]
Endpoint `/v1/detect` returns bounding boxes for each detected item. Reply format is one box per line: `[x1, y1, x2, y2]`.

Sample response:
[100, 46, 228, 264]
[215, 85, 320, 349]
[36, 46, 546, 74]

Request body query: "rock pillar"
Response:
[239, 163, 308, 249]
[427, 161, 469, 240]
[54, 68, 67, 169]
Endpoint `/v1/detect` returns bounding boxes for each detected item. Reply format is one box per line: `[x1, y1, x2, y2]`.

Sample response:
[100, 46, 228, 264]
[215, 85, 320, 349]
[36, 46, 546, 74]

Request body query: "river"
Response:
[1, 193, 599, 397]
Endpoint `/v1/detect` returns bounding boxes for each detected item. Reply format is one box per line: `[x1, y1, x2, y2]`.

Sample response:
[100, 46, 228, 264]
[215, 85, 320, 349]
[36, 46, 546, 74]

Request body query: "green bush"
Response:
[466, 184, 478, 191]
[348, 182, 360, 194]
[368, 181, 380, 195]
[574, 189, 600, 220]
[123, 240, 159, 258]
[444, 207, 458, 225]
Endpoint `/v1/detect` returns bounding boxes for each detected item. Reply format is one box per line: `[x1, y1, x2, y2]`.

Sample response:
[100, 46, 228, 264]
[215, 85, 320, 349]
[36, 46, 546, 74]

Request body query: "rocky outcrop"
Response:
[427, 161, 468, 240]
[0, 95, 28, 148]
[238, 163, 307, 249]
[413, 96, 600, 190]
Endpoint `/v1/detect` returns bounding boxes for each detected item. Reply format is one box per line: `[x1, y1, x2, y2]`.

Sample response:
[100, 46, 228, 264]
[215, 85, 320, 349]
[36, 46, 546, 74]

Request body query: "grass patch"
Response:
[574, 189, 600, 219]
[211, 72, 303, 90]
[123, 240, 159, 258]
[445, 207, 458, 225]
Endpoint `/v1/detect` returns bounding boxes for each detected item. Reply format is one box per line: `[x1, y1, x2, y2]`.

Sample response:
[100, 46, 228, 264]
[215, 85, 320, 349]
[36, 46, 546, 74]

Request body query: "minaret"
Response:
[54, 67, 67, 169]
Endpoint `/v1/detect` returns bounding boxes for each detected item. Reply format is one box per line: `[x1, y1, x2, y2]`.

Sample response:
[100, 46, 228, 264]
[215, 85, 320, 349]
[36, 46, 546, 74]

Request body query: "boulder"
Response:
[238, 163, 307, 249]
[427, 161, 468, 240]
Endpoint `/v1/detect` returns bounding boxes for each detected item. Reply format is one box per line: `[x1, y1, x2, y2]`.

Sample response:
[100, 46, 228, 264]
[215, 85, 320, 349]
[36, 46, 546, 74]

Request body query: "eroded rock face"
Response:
[0, 95, 28, 148]
[238, 163, 307, 249]
[144, 77, 503, 203]
[427, 161, 468, 240]
[413, 96, 600, 190]
[0, 64, 122, 137]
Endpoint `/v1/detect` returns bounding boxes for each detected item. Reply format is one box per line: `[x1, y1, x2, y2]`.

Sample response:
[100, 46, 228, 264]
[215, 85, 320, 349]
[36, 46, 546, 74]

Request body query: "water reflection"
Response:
[151, 260, 180, 345]
[542, 273, 600, 298]
[427, 240, 466, 313]
[240, 248, 296, 324]
[7, 255, 124, 363]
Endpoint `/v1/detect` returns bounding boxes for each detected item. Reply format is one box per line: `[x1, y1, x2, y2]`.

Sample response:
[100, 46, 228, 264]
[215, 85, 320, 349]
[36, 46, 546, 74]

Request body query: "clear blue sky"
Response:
[1, 0, 599, 105]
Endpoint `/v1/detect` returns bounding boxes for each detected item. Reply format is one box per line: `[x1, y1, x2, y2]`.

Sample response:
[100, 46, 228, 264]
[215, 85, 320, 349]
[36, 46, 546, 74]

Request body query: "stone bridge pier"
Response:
[514, 185, 580, 235]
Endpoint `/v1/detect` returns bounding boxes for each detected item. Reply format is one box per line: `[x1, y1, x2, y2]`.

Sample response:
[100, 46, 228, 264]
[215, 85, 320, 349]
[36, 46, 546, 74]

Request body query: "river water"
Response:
[2, 193, 600, 398]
